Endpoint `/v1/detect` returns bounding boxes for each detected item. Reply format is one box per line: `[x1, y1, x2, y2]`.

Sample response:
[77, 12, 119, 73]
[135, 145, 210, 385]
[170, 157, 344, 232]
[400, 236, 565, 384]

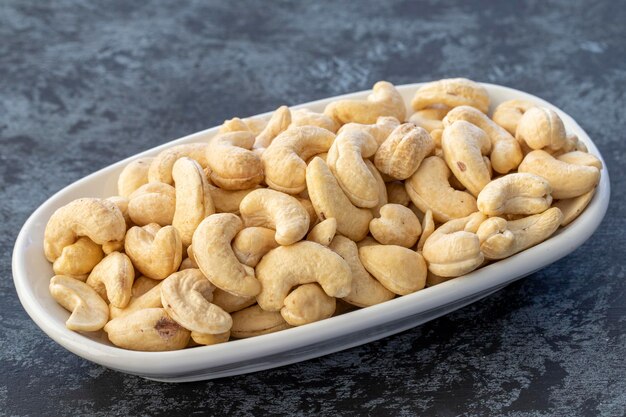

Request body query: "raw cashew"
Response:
[118, 157, 153, 198]
[291, 108, 339, 133]
[477, 208, 563, 259]
[219, 117, 250, 133]
[255, 241, 352, 311]
[443, 105, 522, 174]
[191, 331, 230, 346]
[491, 99, 535, 135]
[324, 81, 406, 125]
[369, 204, 421, 248]
[231, 305, 291, 339]
[416, 209, 434, 251]
[518, 150, 600, 199]
[109, 282, 163, 319]
[442, 120, 492, 197]
[125, 224, 182, 280]
[172, 157, 215, 246]
[306, 157, 373, 241]
[422, 212, 486, 277]
[556, 151, 602, 170]
[44, 198, 126, 262]
[516, 107, 567, 151]
[206, 131, 264, 190]
[86, 252, 135, 308]
[386, 181, 411, 206]
[49, 275, 109, 331]
[253, 105, 292, 150]
[243, 116, 269, 135]
[297, 197, 319, 229]
[306, 218, 337, 246]
[127, 182, 176, 227]
[104, 308, 190, 351]
[239, 188, 310, 245]
[192, 214, 261, 297]
[329, 235, 394, 307]
[365, 159, 388, 217]
[554, 189, 596, 226]
[411, 78, 490, 113]
[408, 106, 449, 132]
[52, 237, 104, 277]
[207, 184, 259, 214]
[161, 269, 232, 335]
[232, 226, 279, 267]
[374, 123, 435, 180]
[477, 173, 553, 216]
[132, 275, 160, 298]
[359, 244, 427, 295]
[280, 284, 336, 326]
[148, 143, 209, 185]
[262, 126, 336, 194]
[405, 156, 477, 222]
[212, 287, 256, 313]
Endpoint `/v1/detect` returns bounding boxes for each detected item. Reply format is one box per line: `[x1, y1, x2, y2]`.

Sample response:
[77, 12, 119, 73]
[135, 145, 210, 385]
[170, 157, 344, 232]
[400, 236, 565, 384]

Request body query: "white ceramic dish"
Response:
[12, 83, 610, 382]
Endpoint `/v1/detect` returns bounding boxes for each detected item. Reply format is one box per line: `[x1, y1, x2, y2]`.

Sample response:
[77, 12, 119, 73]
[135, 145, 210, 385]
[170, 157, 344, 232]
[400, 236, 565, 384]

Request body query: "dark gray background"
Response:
[1, 1, 624, 416]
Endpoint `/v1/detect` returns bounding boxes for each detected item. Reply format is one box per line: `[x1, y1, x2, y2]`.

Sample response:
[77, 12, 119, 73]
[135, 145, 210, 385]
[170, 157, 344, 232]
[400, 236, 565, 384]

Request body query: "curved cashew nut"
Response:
[231, 305, 291, 339]
[219, 117, 251, 134]
[192, 213, 261, 297]
[280, 283, 336, 326]
[127, 182, 176, 227]
[518, 150, 600, 199]
[172, 157, 215, 246]
[405, 156, 477, 222]
[329, 235, 394, 307]
[49, 275, 109, 331]
[161, 269, 232, 335]
[104, 308, 190, 351]
[408, 106, 449, 132]
[374, 123, 435, 180]
[232, 226, 279, 267]
[411, 78, 490, 113]
[369, 204, 421, 248]
[118, 157, 153, 198]
[443, 105, 522, 174]
[386, 181, 411, 206]
[86, 252, 135, 308]
[554, 189, 595, 227]
[52, 237, 104, 277]
[365, 159, 388, 218]
[416, 209, 435, 251]
[477, 173, 553, 216]
[239, 188, 310, 245]
[556, 151, 602, 170]
[148, 143, 209, 185]
[206, 131, 264, 190]
[44, 198, 126, 263]
[110, 281, 163, 319]
[359, 244, 427, 295]
[256, 241, 352, 311]
[291, 108, 339, 133]
[125, 224, 182, 280]
[253, 105, 292, 150]
[491, 99, 535, 135]
[306, 157, 373, 241]
[262, 126, 336, 194]
[306, 218, 337, 246]
[422, 212, 486, 277]
[324, 81, 406, 125]
[516, 107, 567, 151]
[442, 120, 492, 197]
[212, 287, 256, 313]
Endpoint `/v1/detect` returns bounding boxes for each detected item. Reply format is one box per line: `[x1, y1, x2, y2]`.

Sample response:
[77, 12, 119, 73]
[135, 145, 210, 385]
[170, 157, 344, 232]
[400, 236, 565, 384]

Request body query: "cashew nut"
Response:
[206, 131, 264, 190]
[408, 106, 449, 132]
[477, 173, 553, 216]
[191, 331, 230, 346]
[411, 78, 490, 113]
[118, 157, 154, 198]
[365, 159, 388, 217]
[255, 241, 352, 311]
[232, 226, 279, 267]
[359, 244, 427, 295]
[52, 237, 104, 277]
[230, 305, 291, 339]
[219, 117, 250, 134]
[243, 116, 269, 135]
[324, 81, 406, 125]
[207, 184, 259, 214]
[212, 287, 256, 313]
[516, 107, 567, 151]
[125, 224, 182, 280]
[369, 204, 421, 248]
[491, 99, 535, 135]
[386, 181, 411, 206]
[253, 105, 292, 150]
[86, 252, 135, 308]
[127, 182, 176, 227]
[306, 218, 337, 246]
[556, 151, 602, 170]
[148, 143, 209, 185]
[109, 281, 163, 319]
[132, 275, 160, 297]
[280, 283, 336, 326]
[374, 123, 435, 180]
[291, 108, 339, 133]
[416, 209, 434, 251]
[49, 275, 109, 331]
[554, 189, 596, 227]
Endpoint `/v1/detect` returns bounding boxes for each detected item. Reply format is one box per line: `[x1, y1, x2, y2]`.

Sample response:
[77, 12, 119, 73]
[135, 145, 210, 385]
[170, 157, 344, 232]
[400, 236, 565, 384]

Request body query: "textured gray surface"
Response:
[1, 0, 625, 416]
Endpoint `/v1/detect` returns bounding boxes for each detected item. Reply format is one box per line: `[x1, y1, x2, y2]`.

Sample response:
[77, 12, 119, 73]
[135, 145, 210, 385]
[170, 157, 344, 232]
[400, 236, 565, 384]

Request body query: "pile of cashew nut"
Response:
[43, 78, 602, 351]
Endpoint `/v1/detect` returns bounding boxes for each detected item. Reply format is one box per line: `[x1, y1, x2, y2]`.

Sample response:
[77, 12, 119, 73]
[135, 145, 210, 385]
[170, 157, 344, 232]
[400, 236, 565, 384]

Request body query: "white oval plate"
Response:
[12, 83, 610, 382]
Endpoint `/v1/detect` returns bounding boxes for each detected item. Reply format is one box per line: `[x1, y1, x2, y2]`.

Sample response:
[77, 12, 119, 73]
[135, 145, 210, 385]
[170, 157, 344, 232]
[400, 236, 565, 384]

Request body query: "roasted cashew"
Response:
[86, 252, 135, 308]
[408, 106, 449, 132]
[422, 212, 486, 277]
[49, 275, 108, 331]
[52, 237, 104, 277]
[443, 105, 522, 174]
[306, 157, 373, 241]
[516, 107, 567, 151]
[324, 81, 406, 125]
[171, 157, 215, 246]
[386, 181, 411, 206]
[192, 213, 261, 297]
[148, 143, 209, 185]
[359, 244, 427, 295]
[104, 308, 190, 351]
[554, 189, 596, 227]
[442, 120, 492, 197]
[44, 198, 126, 262]
[329, 235, 394, 307]
[262, 125, 336, 194]
[306, 218, 337, 246]
[232, 226, 279, 267]
[518, 150, 600, 199]
[556, 151, 602, 170]
[127, 182, 176, 227]
[369, 204, 421, 248]
[109, 281, 163, 319]
[291, 108, 339, 133]
[280, 283, 336, 326]
[416, 209, 434, 251]
[411, 78, 490, 113]
[405, 156, 477, 222]
[253, 105, 292, 150]
[239, 188, 310, 245]
[491, 99, 535, 135]
[118, 157, 153, 198]
[206, 131, 264, 190]
[125, 224, 182, 280]
[255, 241, 352, 311]
[374, 123, 435, 180]
[230, 305, 291, 339]
[477, 173, 553, 216]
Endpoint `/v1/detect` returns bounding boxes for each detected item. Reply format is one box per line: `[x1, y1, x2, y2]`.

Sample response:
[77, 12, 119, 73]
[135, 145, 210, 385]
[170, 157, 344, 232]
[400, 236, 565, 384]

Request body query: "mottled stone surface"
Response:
[1, 0, 625, 416]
